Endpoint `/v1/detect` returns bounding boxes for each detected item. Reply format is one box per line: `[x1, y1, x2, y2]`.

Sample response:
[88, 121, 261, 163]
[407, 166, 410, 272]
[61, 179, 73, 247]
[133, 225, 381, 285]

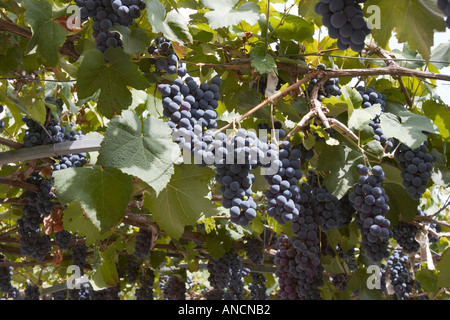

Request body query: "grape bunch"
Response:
[133, 228, 153, 259]
[386, 249, 414, 300]
[213, 128, 275, 226]
[52, 289, 67, 300]
[0, 104, 5, 132]
[392, 219, 420, 254]
[244, 237, 264, 265]
[159, 76, 222, 133]
[206, 254, 232, 300]
[148, 37, 187, 77]
[274, 236, 300, 300]
[349, 164, 392, 262]
[22, 111, 88, 170]
[0, 254, 16, 298]
[394, 142, 436, 200]
[24, 173, 56, 217]
[17, 217, 52, 261]
[356, 86, 387, 112]
[54, 230, 72, 251]
[72, 243, 88, 272]
[227, 252, 245, 300]
[91, 285, 120, 300]
[307, 64, 342, 100]
[264, 141, 303, 225]
[75, 0, 146, 53]
[314, 0, 371, 52]
[249, 272, 268, 300]
[124, 255, 141, 284]
[438, 0, 450, 29]
[24, 282, 40, 300]
[135, 268, 155, 300]
[69, 282, 91, 300]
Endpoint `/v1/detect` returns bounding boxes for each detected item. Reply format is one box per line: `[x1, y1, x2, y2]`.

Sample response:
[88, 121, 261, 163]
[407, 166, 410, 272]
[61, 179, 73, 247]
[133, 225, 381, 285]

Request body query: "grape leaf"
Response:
[274, 15, 315, 43]
[347, 105, 382, 132]
[379, 103, 439, 149]
[97, 110, 180, 195]
[422, 100, 450, 142]
[146, 0, 193, 43]
[201, 0, 260, 29]
[62, 201, 104, 245]
[143, 164, 218, 240]
[250, 44, 277, 75]
[53, 166, 134, 232]
[22, 0, 68, 66]
[110, 26, 149, 55]
[366, 0, 446, 60]
[76, 48, 149, 119]
[437, 248, 450, 287]
[90, 244, 119, 289]
[430, 41, 450, 69]
[317, 145, 364, 199]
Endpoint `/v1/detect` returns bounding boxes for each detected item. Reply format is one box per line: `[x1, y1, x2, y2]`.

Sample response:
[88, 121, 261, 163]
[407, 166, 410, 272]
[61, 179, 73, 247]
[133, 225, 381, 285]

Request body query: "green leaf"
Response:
[437, 247, 450, 288]
[90, 244, 119, 289]
[62, 201, 103, 245]
[204, 227, 233, 258]
[250, 44, 277, 75]
[146, 0, 193, 43]
[347, 105, 382, 132]
[379, 103, 439, 149]
[317, 145, 364, 198]
[110, 26, 150, 55]
[275, 15, 314, 43]
[76, 48, 148, 118]
[341, 84, 363, 117]
[201, 0, 260, 29]
[53, 166, 134, 232]
[143, 164, 218, 239]
[430, 41, 450, 69]
[384, 182, 420, 224]
[97, 111, 179, 195]
[422, 100, 450, 142]
[22, 0, 68, 66]
[367, 0, 446, 60]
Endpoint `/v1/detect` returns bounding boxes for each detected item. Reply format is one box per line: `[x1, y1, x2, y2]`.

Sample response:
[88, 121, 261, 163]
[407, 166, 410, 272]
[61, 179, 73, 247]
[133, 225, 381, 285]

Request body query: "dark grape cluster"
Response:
[394, 142, 436, 200]
[307, 64, 342, 100]
[386, 249, 414, 300]
[133, 228, 152, 259]
[52, 289, 67, 300]
[54, 230, 72, 251]
[356, 86, 387, 112]
[249, 272, 268, 300]
[226, 252, 245, 300]
[392, 219, 420, 254]
[264, 141, 303, 225]
[72, 243, 88, 272]
[314, 0, 371, 52]
[24, 173, 56, 217]
[274, 236, 299, 300]
[75, 0, 146, 53]
[22, 111, 88, 170]
[91, 285, 120, 300]
[167, 275, 186, 300]
[438, 0, 450, 29]
[0, 254, 17, 298]
[124, 255, 140, 284]
[148, 37, 187, 77]
[349, 165, 392, 262]
[135, 268, 155, 300]
[159, 76, 222, 132]
[244, 237, 264, 265]
[24, 282, 40, 300]
[17, 207, 51, 261]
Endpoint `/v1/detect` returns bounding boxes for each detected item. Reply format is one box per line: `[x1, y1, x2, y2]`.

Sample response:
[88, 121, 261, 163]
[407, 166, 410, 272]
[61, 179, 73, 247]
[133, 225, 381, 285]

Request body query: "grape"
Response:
[395, 142, 436, 200]
[349, 165, 392, 262]
[264, 141, 303, 225]
[125, 255, 141, 284]
[149, 37, 187, 76]
[24, 282, 40, 300]
[54, 230, 72, 250]
[52, 289, 67, 300]
[24, 173, 56, 217]
[386, 249, 414, 300]
[167, 275, 186, 300]
[244, 237, 264, 265]
[314, 0, 370, 52]
[91, 285, 120, 300]
[72, 243, 88, 272]
[249, 272, 268, 300]
[135, 268, 155, 300]
[0, 254, 17, 298]
[133, 228, 153, 259]
[69, 282, 91, 300]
